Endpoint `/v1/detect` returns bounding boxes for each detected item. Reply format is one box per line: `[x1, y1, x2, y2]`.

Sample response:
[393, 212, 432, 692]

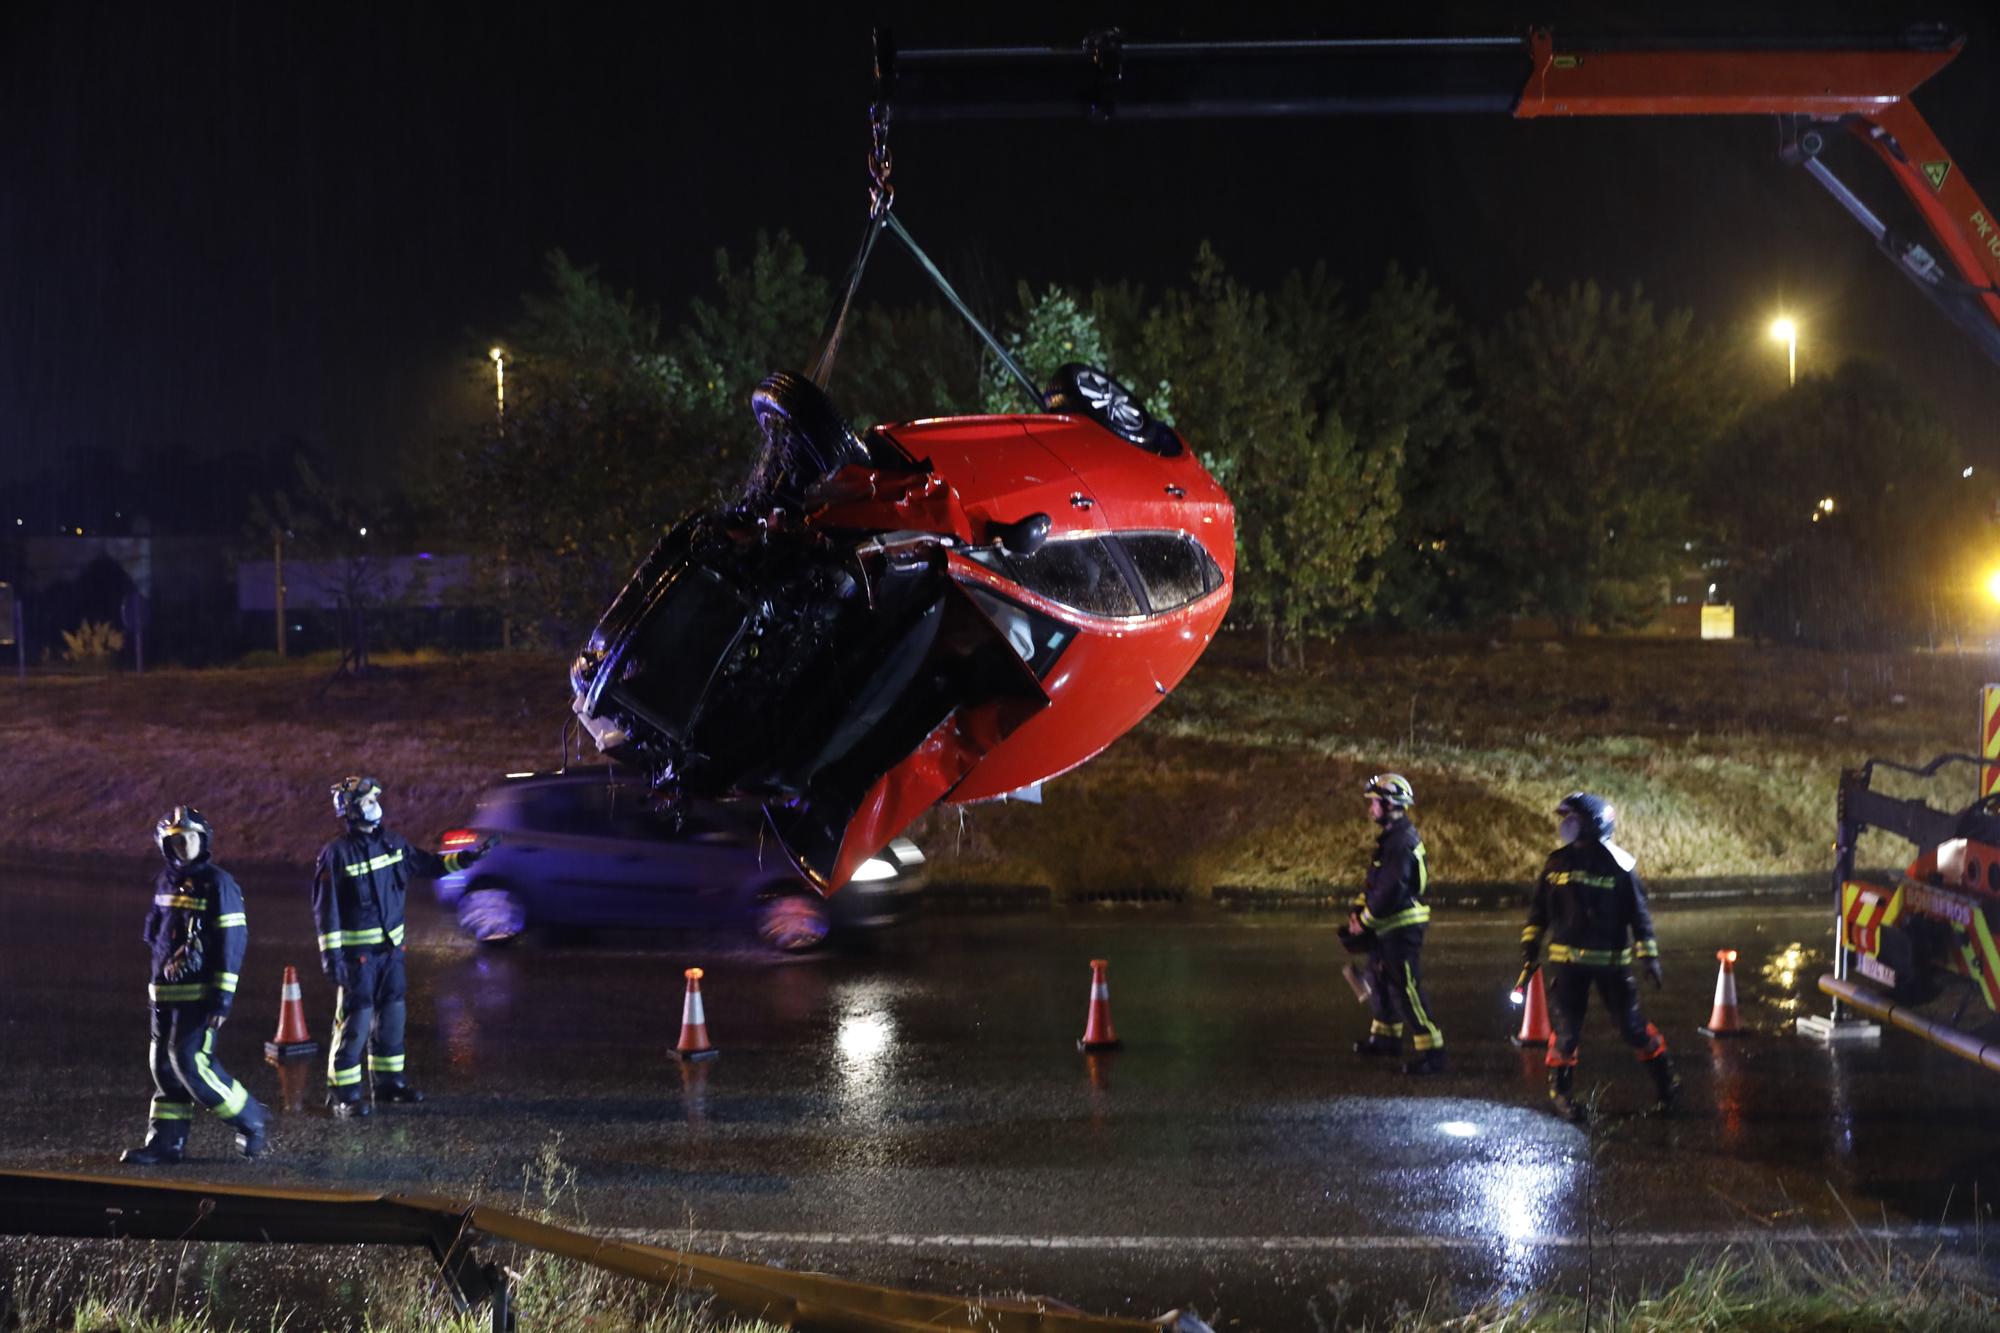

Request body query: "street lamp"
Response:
[489, 346, 505, 422]
[1769, 317, 1798, 387]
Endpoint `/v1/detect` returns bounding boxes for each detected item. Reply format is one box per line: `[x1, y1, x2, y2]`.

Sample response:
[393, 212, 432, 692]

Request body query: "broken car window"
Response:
[967, 537, 1141, 618]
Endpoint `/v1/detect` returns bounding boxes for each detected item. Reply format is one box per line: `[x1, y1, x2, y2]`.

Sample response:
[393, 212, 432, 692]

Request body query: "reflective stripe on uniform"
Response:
[1362, 904, 1432, 932]
[149, 983, 206, 1002]
[368, 1054, 405, 1072]
[149, 1098, 195, 1121]
[1521, 925, 1543, 943]
[194, 1030, 249, 1118]
[342, 850, 405, 877]
[442, 850, 466, 873]
[1370, 1020, 1405, 1038]
[153, 894, 207, 910]
[216, 912, 247, 928]
[1402, 962, 1445, 1051]
[1546, 871, 1617, 890]
[1632, 938, 1660, 959]
[388, 923, 405, 946]
[318, 927, 386, 950]
[1547, 943, 1634, 966]
[213, 972, 239, 993]
[328, 1064, 364, 1087]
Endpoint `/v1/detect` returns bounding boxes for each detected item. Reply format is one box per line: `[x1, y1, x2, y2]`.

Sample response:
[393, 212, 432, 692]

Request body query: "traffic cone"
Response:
[674, 967, 720, 1061]
[1078, 958, 1123, 1052]
[263, 966, 319, 1062]
[1700, 948, 1746, 1037]
[1510, 969, 1553, 1047]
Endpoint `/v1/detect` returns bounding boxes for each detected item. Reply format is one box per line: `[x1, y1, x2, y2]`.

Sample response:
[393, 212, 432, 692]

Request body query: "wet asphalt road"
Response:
[6, 865, 2000, 1328]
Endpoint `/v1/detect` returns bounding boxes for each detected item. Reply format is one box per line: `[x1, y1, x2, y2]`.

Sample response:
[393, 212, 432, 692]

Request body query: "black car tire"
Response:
[458, 883, 527, 946]
[1042, 363, 1178, 455]
[754, 889, 832, 954]
[748, 370, 871, 499]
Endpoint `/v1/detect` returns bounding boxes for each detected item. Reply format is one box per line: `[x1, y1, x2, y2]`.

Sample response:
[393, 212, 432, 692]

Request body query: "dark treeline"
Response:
[6, 233, 1976, 664]
[453, 235, 1978, 657]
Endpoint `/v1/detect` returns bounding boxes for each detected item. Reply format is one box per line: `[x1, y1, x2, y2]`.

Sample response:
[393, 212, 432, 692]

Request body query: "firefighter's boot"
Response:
[376, 1083, 425, 1104]
[1646, 1054, 1681, 1116]
[1401, 1049, 1448, 1076]
[1353, 1034, 1403, 1057]
[1547, 1066, 1585, 1124]
[328, 1092, 372, 1120]
[120, 1131, 186, 1166]
[230, 1099, 271, 1159]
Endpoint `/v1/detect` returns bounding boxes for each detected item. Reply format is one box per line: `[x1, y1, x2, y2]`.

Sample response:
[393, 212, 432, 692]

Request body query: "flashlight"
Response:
[1510, 960, 1539, 1007]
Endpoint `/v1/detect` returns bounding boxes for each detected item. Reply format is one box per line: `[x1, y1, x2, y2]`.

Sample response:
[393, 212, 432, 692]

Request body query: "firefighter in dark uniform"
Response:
[1522, 791, 1680, 1122]
[1345, 773, 1447, 1075]
[315, 775, 490, 1117]
[121, 807, 270, 1164]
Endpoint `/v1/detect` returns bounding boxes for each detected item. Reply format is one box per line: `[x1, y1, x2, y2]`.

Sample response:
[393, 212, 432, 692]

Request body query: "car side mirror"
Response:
[994, 512, 1051, 557]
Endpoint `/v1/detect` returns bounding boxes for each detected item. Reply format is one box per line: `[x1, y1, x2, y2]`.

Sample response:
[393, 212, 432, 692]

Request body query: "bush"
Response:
[60, 620, 125, 669]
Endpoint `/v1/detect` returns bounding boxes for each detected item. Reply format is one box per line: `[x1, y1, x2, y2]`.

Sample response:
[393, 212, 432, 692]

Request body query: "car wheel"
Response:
[754, 891, 832, 954]
[1043, 363, 1177, 454]
[748, 370, 871, 501]
[458, 885, 527, 946]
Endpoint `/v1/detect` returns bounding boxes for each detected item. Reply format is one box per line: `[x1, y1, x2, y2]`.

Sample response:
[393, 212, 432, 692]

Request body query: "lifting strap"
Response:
[805, 89, 1043, 409]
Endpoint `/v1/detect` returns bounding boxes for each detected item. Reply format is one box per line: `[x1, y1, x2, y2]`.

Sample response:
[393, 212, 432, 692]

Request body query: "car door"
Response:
[587, 788, 756, 929]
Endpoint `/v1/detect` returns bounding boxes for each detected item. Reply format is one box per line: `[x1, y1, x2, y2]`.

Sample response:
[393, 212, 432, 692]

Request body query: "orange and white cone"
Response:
[263, 965, 319, 1062]
[675, 967, 720, 1061]
[1078, 959, 1123, 1052]
[1700, 948, 1746, 1037]
[1510, 969, 1553, 1048]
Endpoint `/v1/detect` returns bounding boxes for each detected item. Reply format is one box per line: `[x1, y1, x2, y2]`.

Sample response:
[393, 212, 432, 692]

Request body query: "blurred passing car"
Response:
[432, 770, 925, 951]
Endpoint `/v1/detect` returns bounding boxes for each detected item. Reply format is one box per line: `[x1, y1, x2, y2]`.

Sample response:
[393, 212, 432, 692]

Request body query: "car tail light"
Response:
[440, 828, 479, 851]
[850, 856, 898, 882]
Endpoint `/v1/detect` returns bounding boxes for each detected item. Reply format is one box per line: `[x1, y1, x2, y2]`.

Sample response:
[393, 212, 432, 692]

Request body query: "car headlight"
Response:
[850, 857, 898, 883]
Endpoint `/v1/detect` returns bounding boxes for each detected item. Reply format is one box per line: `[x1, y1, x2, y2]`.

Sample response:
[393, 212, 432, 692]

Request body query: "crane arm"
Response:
[881, 25, 2000, 364]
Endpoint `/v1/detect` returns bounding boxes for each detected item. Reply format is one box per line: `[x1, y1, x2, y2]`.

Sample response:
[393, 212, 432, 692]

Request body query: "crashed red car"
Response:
[569, 364, 1234, 891]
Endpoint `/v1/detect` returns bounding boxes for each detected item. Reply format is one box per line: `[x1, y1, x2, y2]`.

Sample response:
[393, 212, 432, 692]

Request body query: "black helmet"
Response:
[1556, 791, 1615, 842]
[331, 775, 383, 824]
[155, 806, 214, 866]
[1363, 773, 1415, 810]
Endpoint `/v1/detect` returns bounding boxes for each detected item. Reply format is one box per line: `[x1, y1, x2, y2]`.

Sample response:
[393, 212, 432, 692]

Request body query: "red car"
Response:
[569, 364, 1234, 891]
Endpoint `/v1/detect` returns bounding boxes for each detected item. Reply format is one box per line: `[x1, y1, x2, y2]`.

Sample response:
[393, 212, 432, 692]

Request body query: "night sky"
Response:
[5, 2, 1999, 515]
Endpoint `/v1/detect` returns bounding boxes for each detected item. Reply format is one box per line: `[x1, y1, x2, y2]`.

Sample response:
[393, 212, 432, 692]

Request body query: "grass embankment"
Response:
[6, 1239, 1994, 1331]
[0, 637, 1981, 892]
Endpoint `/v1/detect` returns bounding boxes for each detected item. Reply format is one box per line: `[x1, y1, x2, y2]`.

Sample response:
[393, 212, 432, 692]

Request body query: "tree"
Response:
[979, 283, 1108, 413]
[672, 230, 830, 488]
[451, 250, 690, 647]
[248, 455, 418, 676]
[1135, 245, 1402, 666]
[1309, 264, 1489, 626]
[1475, 281, 1745, 633]
[1705, 357, 1967, 646]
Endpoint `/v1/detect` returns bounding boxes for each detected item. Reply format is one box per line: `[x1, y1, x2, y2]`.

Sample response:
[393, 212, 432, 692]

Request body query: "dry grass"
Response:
[0, 635, 1983, 890]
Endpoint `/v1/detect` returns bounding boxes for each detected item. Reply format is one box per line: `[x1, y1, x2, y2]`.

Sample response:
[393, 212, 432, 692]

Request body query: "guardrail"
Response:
[0, 1169, 1199, 1333]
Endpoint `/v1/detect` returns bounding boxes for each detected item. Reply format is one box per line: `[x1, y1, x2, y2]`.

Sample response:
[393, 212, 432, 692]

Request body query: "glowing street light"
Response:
[1769, 316, 1798, 386]
[1986, 568, 2000, 604]
[489, 346, 505, 422]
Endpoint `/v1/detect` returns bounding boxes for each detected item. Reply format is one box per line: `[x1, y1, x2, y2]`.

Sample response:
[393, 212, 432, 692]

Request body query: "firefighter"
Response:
[1522, 791, 1680, 1122]
[315, 775, 490, 1118]
[1345, 773, 1447, 1075]
[121, 807, 270, 1164]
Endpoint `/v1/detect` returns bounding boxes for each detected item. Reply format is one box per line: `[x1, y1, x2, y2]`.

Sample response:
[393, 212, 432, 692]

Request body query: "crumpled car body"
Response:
[570, 368, 1235, 892]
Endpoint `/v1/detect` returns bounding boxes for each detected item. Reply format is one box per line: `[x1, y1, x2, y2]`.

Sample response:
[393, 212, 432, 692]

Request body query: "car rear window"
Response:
[967, 537, 1141, 618]
[1116, 533, 1224, 613]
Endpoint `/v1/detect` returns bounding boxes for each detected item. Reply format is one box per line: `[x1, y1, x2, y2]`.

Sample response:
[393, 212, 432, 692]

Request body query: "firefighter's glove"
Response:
[1643, 958, 1665, 990]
